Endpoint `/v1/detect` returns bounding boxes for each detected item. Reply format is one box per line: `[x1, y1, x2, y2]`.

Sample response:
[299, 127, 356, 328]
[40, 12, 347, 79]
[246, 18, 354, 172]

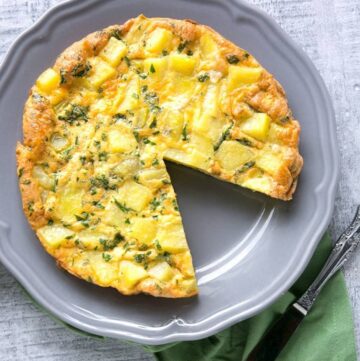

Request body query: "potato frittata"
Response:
[16, 15, 303, 297]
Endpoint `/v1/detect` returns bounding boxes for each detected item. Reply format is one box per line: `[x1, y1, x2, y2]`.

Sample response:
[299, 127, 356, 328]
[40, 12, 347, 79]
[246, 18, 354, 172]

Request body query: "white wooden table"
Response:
[1, 0, 359, 359]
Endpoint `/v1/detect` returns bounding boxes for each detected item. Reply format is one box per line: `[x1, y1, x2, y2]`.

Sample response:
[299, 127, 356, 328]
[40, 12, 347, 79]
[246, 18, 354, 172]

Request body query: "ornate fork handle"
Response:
[296, 205, 360, 314]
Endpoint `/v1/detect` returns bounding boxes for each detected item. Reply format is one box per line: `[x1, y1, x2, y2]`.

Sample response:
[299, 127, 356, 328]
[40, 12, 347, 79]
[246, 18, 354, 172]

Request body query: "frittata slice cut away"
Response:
[16, 15, 303, 298]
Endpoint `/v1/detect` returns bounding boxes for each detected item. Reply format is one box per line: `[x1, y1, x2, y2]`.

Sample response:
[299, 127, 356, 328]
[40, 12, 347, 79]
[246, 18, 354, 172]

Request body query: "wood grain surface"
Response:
[1, 0, 359, 360]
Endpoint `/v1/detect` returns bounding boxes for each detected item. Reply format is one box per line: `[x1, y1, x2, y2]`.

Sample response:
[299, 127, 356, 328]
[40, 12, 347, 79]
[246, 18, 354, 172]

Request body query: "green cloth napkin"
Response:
[145, 233, 357, 361]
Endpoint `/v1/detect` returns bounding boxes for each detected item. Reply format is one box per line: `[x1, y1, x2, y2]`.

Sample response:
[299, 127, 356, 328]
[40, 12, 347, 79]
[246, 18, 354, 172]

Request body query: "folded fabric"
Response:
[146, 233, 357, 361]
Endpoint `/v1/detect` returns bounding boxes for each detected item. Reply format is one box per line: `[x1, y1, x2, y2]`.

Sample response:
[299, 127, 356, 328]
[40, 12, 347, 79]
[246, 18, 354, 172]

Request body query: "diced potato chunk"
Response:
[200, 34, 218, 56]
[36, 68, 60, 93]
[146, 28, 173, 53]
[192, 111, 226, 143]
[240, 113, 271, 141]
[187, 149, 211, 169]
[88, 57, 116, 87]
[112, 157, 140, 177]
[169, 54, 196, 75]
[164, 148, 190, 164]
[215, 140, 254, 171]
[95, 259, 117, 285]
[158, 109, 184, 140]
[77, 231, 103, 248]
[148, 262, 174, 282]
[190, 133, 214, 158]
[174, 251, 195, 277]
[137, 168, 169, 189]
[116, 181, 152, 212]
[99, 37, 128, 67]
[202, 85, 219, 117]
[157, 215, 188, 253]
[256, 152, 283, 175]
[103, 202, 126, 227]
[108, 124, 138, 153]
[119, 260, 148, 288]
[181, 278, 198, 295]
[49, 88, 68, 105]
[54, 187, 84, 223]
[32, 165, 54, 190]
[117, 78, 140, 112]
[130, 217, 157, 244]
[228, 65, 262, 90]
[242, 176, 272, 194]
[37, 225, 74, 248]
[144, 57, 168, 77]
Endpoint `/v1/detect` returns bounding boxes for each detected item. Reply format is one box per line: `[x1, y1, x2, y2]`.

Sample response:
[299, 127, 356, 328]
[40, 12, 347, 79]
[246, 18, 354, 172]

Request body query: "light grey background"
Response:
[0, 0, 359, 360]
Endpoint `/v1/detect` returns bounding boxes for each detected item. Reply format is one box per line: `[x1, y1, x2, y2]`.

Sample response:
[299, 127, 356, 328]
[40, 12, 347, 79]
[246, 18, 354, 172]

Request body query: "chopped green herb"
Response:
[139, 72, 147, 79]
[75, 212, 90, 227]
[141, 85, 148, 93]
[144, 92, 161, 114]
[181, 124, 189, 141]
[90, 174, 115, 190]
[149, 64, 156, 73]
[214, 123, 233, 151]
[110, 28, 122, 40]
[58, 104, 89, 125]
[60, 69, 67, 84]
[102, 253, 112, 262]
[80, 156, 87, 165]
[172, 199, 179, 211]
[133, 130, 140, 142]
[134, 253, 146, 263]
[23, 179, 31, 185]
[143, 138, 156, 145]
[125, 218, 131, 224]
[152, 158, 159, 166]
[18, 168, 24, 178]
[71, 62, 92, 78]
[186, 50, 193, 56]
[162, 50, 168, 56]
[162, 179, 171, 185]
[280, 115, 290, 123]
[92, 201, 105, 209]
[99, 232, 124, 251]
[177, 40, 189, 53]
[124, 56, 131, 67]
[154, 240, 162, 251]
[149, 118, 157, 128]
[238, 161, 256, 173]
[139, 244, 149, 251]
[150, 197, 161, 210]
[27, 201, 34, 215]
[237, 137, 253, 147]
[226, 55, 240, 64]
[47, 219, 54, 226]
[198, 73, 210, 82]
[98, 151, 108, 161]
[157, 251, 172, 264]
[113, 113, 127, 123]
[114, 199, 134, 213]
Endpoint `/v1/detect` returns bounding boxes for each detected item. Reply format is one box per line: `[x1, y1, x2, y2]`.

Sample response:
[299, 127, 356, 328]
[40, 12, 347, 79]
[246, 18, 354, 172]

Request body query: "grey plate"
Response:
[0, 0, 339, 345]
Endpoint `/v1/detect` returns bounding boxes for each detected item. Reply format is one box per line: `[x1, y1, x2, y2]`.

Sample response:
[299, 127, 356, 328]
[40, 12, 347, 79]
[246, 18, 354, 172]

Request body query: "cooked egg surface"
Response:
[16, 15, 302, 297]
